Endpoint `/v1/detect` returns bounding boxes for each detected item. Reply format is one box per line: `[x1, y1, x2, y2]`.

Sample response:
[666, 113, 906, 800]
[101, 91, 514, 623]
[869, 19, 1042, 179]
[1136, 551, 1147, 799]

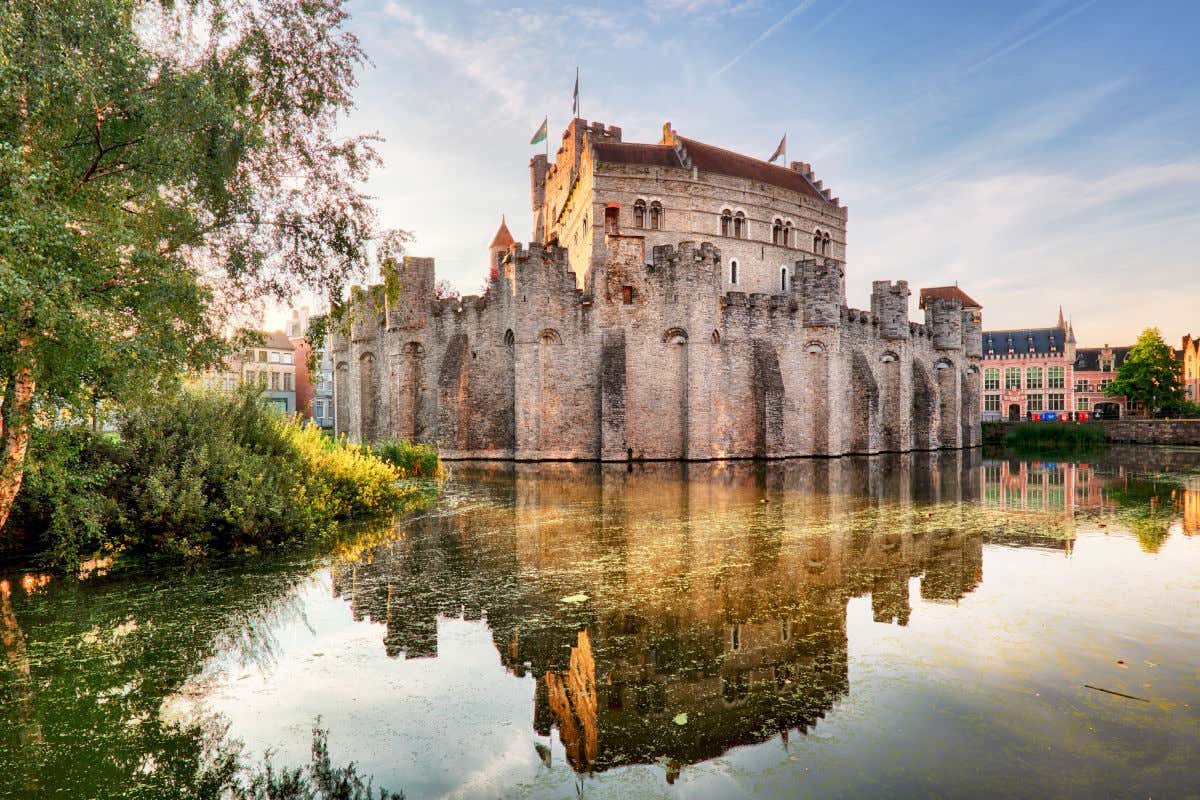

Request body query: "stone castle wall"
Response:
[333, 236, 983, 460]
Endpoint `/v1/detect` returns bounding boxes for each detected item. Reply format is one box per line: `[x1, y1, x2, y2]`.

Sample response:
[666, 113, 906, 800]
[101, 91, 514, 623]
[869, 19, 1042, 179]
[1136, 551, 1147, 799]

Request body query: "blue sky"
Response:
[307, 0, 1200, 346]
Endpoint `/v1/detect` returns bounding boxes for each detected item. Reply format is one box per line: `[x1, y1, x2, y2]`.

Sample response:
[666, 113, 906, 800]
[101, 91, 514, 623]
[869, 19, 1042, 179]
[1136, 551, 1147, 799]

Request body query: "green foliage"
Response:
[1004, 423, 1106, 451]
[1156, 399, 1200, 418]
[1106, 328, 1185, 414]
[0, 0, 399, 523]
[368, 439, 443, 479]
[1, 391, 419, 568]
[2, 426, 122, 564]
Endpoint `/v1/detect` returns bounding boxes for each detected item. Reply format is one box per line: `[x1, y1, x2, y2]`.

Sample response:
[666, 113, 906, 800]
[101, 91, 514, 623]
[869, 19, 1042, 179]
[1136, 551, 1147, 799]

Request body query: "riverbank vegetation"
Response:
[1004, 423, 1107, 451]
[1, 392, 439, 569]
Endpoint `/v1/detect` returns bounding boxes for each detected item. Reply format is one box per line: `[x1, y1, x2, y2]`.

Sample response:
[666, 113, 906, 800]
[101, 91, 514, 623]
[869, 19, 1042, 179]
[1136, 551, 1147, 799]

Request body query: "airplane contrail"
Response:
[712, 0, 819, 79]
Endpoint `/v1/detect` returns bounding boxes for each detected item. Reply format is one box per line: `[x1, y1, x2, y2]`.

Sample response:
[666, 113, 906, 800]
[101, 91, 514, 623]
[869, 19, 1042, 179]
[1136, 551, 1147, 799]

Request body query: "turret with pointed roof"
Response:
[488, 215, 515, 282]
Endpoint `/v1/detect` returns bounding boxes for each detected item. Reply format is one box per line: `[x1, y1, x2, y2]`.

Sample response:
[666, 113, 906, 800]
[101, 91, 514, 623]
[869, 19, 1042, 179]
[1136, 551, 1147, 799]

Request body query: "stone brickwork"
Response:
[333, 119, 983, 459]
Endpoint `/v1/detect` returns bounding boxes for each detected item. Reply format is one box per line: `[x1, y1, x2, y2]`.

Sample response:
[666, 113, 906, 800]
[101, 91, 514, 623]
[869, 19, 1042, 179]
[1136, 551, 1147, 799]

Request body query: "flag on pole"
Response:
[768, 133, 786, 164]
[530, 116, 548, 145]
[572, 67, 580, 117]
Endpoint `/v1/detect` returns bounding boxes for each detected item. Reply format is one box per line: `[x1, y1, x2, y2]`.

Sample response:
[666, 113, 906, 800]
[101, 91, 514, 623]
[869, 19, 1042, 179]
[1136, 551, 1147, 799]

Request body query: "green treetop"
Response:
[0, 0, 389, 529]
[1105, 328, 1184, 415]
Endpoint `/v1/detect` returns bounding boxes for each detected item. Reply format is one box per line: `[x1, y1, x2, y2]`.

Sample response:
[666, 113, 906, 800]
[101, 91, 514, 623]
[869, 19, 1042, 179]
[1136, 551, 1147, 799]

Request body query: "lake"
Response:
[2, 447, 1199, 799]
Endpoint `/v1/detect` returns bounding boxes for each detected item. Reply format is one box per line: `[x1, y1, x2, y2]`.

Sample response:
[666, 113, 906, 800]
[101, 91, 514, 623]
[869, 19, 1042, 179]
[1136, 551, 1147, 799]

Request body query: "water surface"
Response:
[2, 447, 1199, 798]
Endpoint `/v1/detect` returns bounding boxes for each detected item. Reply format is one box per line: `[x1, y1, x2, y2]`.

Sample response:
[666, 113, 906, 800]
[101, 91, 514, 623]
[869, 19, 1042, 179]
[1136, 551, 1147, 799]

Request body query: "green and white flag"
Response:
[530, 117, 548, 145]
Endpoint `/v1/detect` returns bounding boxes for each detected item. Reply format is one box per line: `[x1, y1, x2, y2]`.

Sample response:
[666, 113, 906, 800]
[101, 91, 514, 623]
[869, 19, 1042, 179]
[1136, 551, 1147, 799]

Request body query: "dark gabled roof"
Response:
[919, 286, 981, 309]
[983, 326, 1069, 356]
[677, 136, 830, 203]
[592, 141, 682, 168]
[263, 330, 295, 351]
[1074, 346, 1130, 371]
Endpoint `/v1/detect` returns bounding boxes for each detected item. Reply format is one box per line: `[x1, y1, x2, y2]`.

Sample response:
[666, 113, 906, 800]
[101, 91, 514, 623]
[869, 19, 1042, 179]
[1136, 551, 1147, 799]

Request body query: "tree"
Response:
[1105, 328, 1184, 415]
[0, 0, 386, 529]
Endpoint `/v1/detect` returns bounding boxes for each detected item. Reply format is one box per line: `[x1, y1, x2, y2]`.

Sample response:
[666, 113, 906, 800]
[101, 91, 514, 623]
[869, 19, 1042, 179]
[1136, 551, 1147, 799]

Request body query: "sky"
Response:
[270, 0, 1200, 348]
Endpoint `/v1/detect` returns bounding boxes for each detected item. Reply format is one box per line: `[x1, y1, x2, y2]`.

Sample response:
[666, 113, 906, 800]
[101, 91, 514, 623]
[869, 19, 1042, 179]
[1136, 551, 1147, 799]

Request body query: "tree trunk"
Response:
[0, 332, 36, 532]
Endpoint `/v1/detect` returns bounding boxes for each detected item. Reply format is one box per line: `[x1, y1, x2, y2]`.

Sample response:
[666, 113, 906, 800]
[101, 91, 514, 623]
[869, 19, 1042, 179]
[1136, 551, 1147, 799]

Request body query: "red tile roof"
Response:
[919, 286, 981, 309]
[677, 136, 830, 203]
[592, 141, 682, 168]
[489, 216, 515, 249]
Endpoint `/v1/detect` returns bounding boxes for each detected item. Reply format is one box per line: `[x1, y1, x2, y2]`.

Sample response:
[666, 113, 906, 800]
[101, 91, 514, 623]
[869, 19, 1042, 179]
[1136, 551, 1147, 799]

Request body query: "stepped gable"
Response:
[1074, 346, 1131, 371]
[919, 286, 981, 309]
[672, 134, 831, 203]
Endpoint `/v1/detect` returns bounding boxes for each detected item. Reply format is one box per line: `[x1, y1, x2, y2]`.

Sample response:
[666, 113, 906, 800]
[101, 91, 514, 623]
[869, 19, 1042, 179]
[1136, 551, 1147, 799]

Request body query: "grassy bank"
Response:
[1004, 422, 1106, 451]
[1, 391, 441, 570]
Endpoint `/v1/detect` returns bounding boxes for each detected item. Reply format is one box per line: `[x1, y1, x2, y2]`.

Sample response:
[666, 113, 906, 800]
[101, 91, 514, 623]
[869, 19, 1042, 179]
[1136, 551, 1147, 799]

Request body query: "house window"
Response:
[604, 206, 619, 234]
[1100, 378, 1113, 391]
[1048, 393, 1065, 411]
[270, 371, 279, 390]
[730, 259, 739, 285]
[633, 199, 646, 228]
[733, 211, 746, 239]
[283, 373, 292, 392]
[1077, 397, 1090, 411]
[1026, 367, 1043, 389]
[258, 350, 267, 362]
[780, 266, 788, 291]
[649, 201, 663, 230]
[984, 368, 1000, 390]
[1005, 368, 1021, 390]
[1075, 379, 1089, 393]
[1100, 359, 1113, 372]
[984, 394, 1000, 412]
[270, 351, 280, 363]
[622, 285, 634, 305]
[1027, 394, 1043, 412]
[1048, 366, 1065, 388]
[720, 209, 732, 237]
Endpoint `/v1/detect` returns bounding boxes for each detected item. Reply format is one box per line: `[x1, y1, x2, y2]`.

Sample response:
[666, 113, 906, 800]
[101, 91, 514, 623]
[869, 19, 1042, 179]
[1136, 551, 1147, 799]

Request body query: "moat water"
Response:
[3, 447, 1200, 799]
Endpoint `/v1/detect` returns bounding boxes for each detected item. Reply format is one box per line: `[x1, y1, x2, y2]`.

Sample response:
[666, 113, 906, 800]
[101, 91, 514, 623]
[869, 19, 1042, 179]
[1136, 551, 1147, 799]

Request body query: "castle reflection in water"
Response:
[330, 451, 1199, 777]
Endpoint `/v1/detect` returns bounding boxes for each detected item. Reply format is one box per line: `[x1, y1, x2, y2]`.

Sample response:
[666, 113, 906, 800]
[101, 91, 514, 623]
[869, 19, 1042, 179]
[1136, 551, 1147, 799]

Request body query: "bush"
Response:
[2, 389, 428, 568]
[1004, 422, 1106, 451]
[368, 439, 442, 479]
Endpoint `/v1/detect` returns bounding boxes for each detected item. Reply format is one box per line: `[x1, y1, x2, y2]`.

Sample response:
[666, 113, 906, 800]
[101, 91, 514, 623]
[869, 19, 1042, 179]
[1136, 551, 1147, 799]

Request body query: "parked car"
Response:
[1091, 402, 1120, 420]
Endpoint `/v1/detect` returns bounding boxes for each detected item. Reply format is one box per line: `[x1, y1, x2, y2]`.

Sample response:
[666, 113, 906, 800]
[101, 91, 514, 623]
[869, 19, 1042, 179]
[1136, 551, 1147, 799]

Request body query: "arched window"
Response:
[730, 259, 739, 285]
[784, 220, 792, 247]
[720, 209, 732, 237]
[780, 266, 788, 291]
[772, 218, 784, 245]
[813, 229, 822, 252]
[649, 201, 663, 230]
[633, 199, 646, 228]
[734, 211, 746, 239]
[822, 232, 831, 255]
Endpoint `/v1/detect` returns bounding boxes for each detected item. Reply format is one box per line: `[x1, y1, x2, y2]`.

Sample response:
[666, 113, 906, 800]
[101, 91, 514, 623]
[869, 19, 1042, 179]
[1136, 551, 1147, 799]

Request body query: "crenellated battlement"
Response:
[650, 240, 721, 271]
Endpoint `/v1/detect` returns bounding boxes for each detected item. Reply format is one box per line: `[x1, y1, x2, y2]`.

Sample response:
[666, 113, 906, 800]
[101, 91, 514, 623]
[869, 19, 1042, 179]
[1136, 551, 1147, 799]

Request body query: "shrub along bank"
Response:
[1004, 422, 1107, 451]
[1, 391, 440, 569]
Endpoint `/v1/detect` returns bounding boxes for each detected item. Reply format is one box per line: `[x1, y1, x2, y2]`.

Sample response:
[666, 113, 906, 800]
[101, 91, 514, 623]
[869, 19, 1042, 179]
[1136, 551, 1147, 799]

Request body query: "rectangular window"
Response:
[1075, 379, 1089, 393]
[1048, 366, 1065, 388]
[1100, 379, 1113, 391]
[1048, 393, 1064, 411]
[270, 351, 280, 363]
[622, 286, 634, 305]
[984, 394, 1000, 412]
[283, 373, 292, 392]
[1027, 394, 1043, 412]
[1077, 397, 1090, 411]
[258, 350, 267, 362]
[984, 369, 1000, 391]
[1026, 367, 1043, 389]
[1005, 368, 1022, 390]
[270, 371, 279, 390]
[1100, 359, 1113, 372]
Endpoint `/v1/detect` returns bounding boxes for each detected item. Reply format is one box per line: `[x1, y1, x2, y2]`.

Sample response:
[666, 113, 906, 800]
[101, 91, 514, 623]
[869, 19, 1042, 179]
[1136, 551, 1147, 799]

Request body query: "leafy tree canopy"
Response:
[1105, 328, 1184, 414]
[0, 0, 386, 526]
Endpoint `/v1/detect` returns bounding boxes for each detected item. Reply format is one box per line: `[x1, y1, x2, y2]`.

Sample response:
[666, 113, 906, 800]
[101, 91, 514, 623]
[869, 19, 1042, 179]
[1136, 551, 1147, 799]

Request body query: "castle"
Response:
[332, 118, 983, 459]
